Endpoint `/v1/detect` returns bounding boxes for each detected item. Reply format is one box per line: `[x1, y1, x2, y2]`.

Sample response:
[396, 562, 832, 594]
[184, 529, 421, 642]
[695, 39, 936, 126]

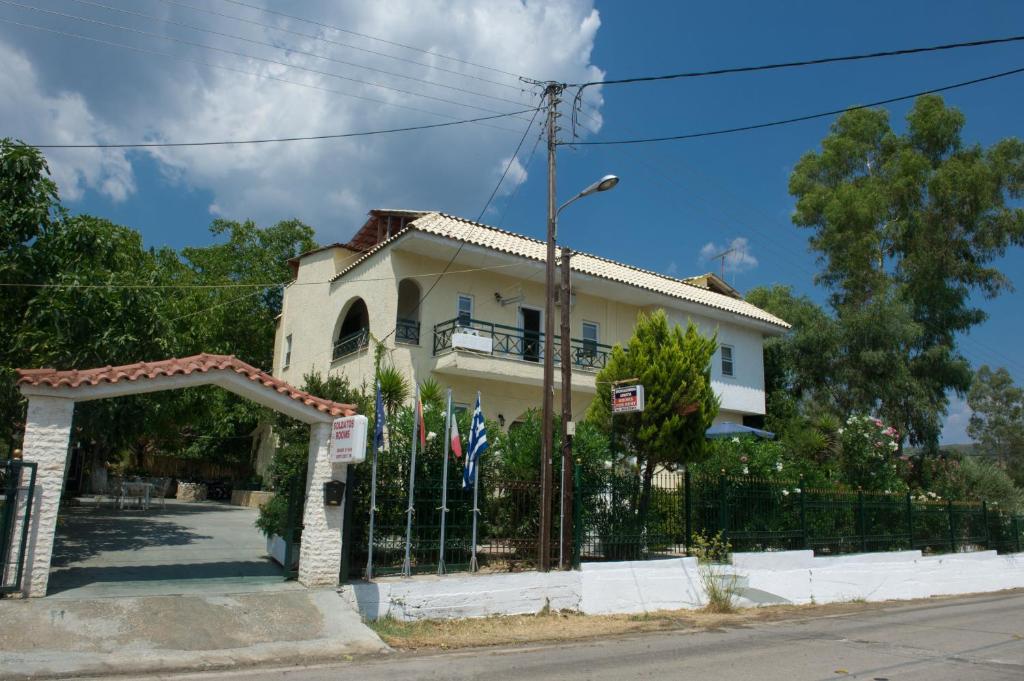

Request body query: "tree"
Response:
[745, 285, 841, 427]
[967, 365, 1024, 482]
[0, 139, 63, 453]
[587, 310, 719, 516]
[789, 95, 1024, 449]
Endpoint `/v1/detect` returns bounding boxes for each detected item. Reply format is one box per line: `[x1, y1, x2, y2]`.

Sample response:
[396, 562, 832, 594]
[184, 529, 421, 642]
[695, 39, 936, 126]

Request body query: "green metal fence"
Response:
[575, 468, 1024, 561]
[344, 461, 1023, 580]
[1, 460, 37, 595]
[347, 458, 554, 578]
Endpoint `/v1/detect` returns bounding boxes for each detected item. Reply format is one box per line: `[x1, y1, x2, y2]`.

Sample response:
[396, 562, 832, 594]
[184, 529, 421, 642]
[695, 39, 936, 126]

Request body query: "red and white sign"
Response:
[330, 415, 367, 464]
[611, 384, 645, 414]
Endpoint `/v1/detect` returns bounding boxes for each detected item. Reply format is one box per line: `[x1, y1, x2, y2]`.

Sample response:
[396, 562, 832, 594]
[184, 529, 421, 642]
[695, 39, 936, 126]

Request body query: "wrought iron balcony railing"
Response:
[432, 317, 611, 372]
[333, 327, 369, 360]
[395, 318, 420, 345]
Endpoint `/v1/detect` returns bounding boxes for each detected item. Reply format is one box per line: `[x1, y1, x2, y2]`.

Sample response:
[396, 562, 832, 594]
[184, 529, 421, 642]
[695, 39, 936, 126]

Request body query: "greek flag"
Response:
[463, 394, 488, 489]
[373, 381, 385, 452]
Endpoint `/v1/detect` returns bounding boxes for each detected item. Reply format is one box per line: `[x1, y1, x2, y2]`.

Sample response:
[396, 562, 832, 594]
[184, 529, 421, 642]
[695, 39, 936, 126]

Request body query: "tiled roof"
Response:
[16, 353, 357, 417]
[331, 212, 790, 331]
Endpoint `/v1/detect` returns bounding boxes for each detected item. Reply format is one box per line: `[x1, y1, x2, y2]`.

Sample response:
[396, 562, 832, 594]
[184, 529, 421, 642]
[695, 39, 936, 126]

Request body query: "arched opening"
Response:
[13, 354, 355, 598]
[395, 279, 421, 345]
[334, 297, 370, 360]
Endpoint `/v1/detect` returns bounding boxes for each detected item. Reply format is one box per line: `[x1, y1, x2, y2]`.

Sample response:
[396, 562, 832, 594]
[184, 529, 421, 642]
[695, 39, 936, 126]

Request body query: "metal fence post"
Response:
[857, 488, 867, 553]
[1015, 515, 1022, 554]
[981, 501, 989, 550]
[799, 475, 808, 550]
[947, 499, 956, 554]
[905, 491, 914, 551]
[718, 473, 729, 540]
[339, 465, 357, 583]
[684, 468, 693, 553]
[572, 463, 582, 569]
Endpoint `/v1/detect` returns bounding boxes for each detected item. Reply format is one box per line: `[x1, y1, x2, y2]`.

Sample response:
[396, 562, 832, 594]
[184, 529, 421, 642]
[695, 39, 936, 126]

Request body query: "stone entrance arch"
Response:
[14, 353, 357, 598]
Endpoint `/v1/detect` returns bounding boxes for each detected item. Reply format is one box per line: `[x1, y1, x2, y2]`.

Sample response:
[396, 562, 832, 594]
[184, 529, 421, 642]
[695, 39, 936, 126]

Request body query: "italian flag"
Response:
[450, 410, 463, 458]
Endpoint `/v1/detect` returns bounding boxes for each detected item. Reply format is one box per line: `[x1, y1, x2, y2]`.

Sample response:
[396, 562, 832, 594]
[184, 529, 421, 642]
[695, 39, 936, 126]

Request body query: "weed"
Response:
[690, 530, 739, 614]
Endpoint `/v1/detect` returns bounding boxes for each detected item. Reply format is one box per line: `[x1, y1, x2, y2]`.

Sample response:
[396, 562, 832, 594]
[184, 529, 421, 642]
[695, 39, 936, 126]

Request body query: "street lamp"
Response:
[544, 173, 619, 571]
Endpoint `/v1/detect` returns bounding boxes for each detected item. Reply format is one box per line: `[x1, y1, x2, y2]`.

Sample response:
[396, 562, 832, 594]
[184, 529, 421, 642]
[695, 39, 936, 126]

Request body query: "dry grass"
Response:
[368, 600, 890, 651]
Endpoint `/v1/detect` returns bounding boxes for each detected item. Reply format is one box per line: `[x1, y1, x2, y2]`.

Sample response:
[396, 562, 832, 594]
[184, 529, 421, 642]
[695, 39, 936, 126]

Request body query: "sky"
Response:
[2, 0, 1022, 444]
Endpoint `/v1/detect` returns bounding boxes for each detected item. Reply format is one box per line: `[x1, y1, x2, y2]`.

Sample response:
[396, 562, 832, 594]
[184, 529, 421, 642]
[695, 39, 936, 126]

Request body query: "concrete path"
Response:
[49, 500, 290, 598]
[0, 589, 387, 679]
[97, 590, 1024, 681]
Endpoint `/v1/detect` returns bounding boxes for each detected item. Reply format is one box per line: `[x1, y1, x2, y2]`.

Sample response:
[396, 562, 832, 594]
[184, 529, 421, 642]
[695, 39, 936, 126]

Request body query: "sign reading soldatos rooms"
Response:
[611, 384, 645, 414]
[330, 415, 367, 464]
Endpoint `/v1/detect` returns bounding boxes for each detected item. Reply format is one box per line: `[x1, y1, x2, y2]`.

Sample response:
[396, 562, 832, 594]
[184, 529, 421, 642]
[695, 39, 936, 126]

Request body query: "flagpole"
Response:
[402, 385, 420, 577]
[469, 391, 482, 573]
[437, 388, 452, 575]
[365, 382, 382, 581]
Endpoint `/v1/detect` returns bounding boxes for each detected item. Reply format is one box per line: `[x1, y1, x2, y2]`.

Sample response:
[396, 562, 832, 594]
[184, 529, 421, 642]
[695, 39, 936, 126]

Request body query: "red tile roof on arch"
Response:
[16, 353, 357, 418]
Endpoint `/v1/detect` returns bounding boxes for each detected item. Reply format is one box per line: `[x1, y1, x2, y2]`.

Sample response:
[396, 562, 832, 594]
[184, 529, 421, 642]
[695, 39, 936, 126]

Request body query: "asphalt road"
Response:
[120, 591, 1024, 681]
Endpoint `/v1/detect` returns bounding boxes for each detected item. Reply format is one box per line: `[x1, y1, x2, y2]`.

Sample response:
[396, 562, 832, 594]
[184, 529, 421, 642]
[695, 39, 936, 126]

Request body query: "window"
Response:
[457, 294, 473, 326]
[581, 321, 599, 356]
[721, 345, 734, 377]
[283, 334, 293, 368]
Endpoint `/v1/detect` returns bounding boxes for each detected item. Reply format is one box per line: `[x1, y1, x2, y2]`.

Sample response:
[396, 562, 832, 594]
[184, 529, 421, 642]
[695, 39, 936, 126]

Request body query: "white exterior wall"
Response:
[17, 396, 75, 597]
[277, 243, 778, 424]
[347, 550, 1024, 621]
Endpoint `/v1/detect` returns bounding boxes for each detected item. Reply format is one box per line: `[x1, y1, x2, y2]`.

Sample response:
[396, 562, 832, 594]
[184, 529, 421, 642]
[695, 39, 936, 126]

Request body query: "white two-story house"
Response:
[272, 209, 789, 429]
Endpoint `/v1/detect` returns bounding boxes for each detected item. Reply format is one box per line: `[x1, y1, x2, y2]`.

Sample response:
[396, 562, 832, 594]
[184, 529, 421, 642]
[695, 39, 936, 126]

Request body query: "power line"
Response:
[218, 0, 530, 81]
[1, 1, 530, 120]
[159, 0, 528, 92]
[566, 65, 1024, 146]
[0, 17, 527, 135]
[376, 103, 546, 344]
[20, 107, 535, 148]
[68, 0, 537, 110]
[1, 260, 538, 290]
[570, 34, 1024, 88]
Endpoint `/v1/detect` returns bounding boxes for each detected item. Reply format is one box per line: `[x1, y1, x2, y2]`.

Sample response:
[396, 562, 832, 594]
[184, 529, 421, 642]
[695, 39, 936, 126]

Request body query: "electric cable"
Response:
[570, 34, 1024, 88]
[218, 0, 530, 81]
[68, 0, 537, 110]
[159, 0, 529, 91]
[20, 107, 535, 148]
[0, 1, 531, 120]
[567, 65, 1024, 145]
[0, 17, 528, 135]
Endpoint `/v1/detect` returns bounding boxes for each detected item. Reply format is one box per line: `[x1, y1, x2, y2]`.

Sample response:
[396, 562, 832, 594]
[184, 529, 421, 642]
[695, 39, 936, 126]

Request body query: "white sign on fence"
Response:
[330, 415, 368, 464]
[611, 384, 645, 414]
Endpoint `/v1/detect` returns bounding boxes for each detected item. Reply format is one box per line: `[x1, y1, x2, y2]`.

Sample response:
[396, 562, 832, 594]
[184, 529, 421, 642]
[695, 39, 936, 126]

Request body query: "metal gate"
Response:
[1, 459, 37, 595]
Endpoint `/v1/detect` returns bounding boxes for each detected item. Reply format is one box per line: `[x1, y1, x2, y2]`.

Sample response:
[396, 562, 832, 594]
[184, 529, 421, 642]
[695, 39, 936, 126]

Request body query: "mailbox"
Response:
[323, 480, 346, 506]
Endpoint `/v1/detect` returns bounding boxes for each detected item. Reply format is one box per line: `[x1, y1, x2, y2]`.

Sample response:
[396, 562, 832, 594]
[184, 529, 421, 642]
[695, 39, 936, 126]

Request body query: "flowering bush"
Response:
[690, 436, 830, 487]
[837, 415, 908, 492]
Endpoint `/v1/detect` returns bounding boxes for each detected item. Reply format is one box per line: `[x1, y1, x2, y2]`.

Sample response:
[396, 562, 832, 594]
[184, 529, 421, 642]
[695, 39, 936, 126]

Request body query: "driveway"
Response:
[48, 499, 295, 598]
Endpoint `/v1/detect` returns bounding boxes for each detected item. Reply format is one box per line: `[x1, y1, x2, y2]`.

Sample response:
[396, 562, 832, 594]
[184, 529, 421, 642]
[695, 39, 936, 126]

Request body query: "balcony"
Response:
[333, 327, 369, 360]
[432, 317, 611, 372]
[395, 317, 421, 345]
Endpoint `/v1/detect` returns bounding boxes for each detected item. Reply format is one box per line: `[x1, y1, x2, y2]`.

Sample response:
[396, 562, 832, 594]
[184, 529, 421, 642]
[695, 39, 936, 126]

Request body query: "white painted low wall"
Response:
[348, 570, 580, 621]
[344, 550, 1024, 621]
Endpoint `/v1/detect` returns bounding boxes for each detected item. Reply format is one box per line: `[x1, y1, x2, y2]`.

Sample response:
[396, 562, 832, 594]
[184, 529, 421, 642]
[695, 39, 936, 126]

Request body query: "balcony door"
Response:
[519, 306, 542, 362]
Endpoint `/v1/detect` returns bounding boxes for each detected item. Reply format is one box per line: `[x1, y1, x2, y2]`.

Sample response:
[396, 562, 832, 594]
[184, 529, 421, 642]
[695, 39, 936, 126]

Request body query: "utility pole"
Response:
[539, 82, 562, 572]
[559, 246, 573, 570]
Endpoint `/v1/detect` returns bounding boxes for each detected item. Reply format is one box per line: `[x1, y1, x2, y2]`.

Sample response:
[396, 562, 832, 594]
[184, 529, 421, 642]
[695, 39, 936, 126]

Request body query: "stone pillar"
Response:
[298, 421, 345, 587]
[19, 396, 75, 597]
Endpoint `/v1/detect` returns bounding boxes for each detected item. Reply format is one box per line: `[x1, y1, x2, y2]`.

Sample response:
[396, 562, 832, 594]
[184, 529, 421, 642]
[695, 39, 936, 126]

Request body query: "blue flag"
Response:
[463, 394, 488, 489]
[373, 381, 385, 452]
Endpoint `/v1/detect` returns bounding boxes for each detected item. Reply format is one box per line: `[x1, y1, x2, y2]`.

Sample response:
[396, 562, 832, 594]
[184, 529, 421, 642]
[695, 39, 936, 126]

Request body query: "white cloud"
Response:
[0, 1, 605, 240]
[699, 237, 758, 273]
[496, 154, 529, 195]
[665, 261, 678, 276]
[0, 42, 134, 202]
[940, 393, 975, 445]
